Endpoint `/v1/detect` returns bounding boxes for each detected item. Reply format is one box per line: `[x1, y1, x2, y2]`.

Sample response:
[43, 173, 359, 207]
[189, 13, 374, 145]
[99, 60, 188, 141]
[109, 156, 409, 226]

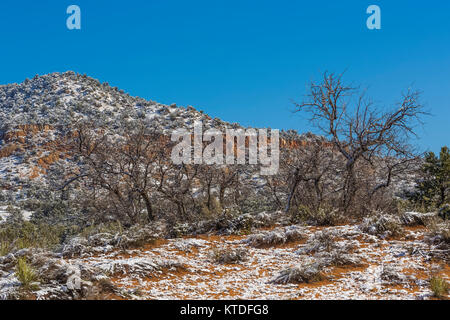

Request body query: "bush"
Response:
[412, 146, 450, 210]
[209, 247, 248, 264]
[359, 212, 404, 238]
[200, 197, 223, 218]
[289, 205, 311, 224]
[168, 211, 276, 237]
[314, 249, 361, 267]
[0, 221, 66, 255]
[79, 221, 124, 239]
[396, 199, 428, 215]
[16, 258, 39, 290]
[0, 241, 10, 256]
[424, 220, 450, 263]
[400, 211, 436, 226]
[244, 226, 305, 248]
[238, 197, 277, 216]
[439, 204, 450, 220]
[270, 262, 326, 284]
[430, 276, 448, 298]
[380, 265, 409, 284]
[291, 205, 342, 226]
[297, 230, 339, 254]
[426, 220, 450, 243]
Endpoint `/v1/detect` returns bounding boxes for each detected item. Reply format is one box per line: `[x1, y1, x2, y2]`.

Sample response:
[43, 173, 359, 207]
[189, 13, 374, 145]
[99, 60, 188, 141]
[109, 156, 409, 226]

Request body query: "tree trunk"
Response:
[313, 177, 322, 211]
[219, 187, 225, 208]
[141, 192, 154, 221]
[285, 169, 300, 213]
[342, 163, 356, 213]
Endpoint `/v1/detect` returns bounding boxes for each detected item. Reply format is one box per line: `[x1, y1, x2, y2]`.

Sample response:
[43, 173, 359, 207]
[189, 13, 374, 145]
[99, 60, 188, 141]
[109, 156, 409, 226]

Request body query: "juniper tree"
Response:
[415, 146, 450, 208]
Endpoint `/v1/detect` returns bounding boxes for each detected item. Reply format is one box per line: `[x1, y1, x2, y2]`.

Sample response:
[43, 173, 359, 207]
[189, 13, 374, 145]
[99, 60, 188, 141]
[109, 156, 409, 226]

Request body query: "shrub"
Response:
[426, 220, 450, 243]
[4, 205, 24, 224]
[292, 205, 342, 226]
[0, 221, 66, 255]
[210, 247, 248, 264]
[412, 146, 450, 210]
[314, 249, 361, 267]
[297, 230, 339, 254]
[289, 205, 311, 224]
[430, 276, 448, 298]
[200, 197, 223, 218]
[359, 213, 404, 238]
[439, 204, 450, 220]
[0, 241, 10, 256]
[380, 265, 409, 284]
[170, 222, 191, 238]
[270, 262, 326, 284]
[237, 217, 254, 236]
[400, 211, 436, 226]
[424, 220, 450, 263]
[396, 199, 427, 215]
[16, 258, 39, 290]
[244, 226, 304, 248]
[238, 197, 276, 216]
[79, 221, 124, 239]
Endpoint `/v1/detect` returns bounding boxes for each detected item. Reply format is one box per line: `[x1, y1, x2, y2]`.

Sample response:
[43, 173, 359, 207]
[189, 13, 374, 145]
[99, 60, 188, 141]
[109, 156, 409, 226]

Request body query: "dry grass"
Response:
[270, 262, 326, 284]
[16, 258, 39, 290]
[315, 249, 362, 267]
[430, 276, 449, 299]
[244, 226, 305, 248]
[210, 247, 248, 264]
[359, 213, 404, 238]
[297, 230, 340, 254]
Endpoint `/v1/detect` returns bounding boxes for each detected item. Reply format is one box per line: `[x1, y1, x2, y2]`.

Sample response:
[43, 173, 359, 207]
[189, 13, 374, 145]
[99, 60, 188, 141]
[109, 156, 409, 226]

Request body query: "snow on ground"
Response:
[0, 208, 8, 222]
[0, 206, 33, 223]
[63, 224, 448, 300]
[0, 220, 447, 300]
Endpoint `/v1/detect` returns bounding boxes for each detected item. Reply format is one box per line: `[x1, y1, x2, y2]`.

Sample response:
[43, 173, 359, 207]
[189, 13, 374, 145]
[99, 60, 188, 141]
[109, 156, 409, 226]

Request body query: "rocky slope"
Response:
[0, 72, 325, 195]
[0, 72, 218, 190]
[1, 72, 443, 300]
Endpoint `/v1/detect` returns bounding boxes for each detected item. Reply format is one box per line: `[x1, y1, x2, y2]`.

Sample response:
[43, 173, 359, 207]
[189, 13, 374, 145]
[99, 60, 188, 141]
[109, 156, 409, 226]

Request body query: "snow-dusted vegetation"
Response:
[0, 72, 448, 300]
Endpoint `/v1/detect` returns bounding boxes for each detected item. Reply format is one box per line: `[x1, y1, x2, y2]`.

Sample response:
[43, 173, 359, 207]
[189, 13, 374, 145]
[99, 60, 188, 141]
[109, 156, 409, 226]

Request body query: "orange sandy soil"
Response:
[71, 224, 449, 300]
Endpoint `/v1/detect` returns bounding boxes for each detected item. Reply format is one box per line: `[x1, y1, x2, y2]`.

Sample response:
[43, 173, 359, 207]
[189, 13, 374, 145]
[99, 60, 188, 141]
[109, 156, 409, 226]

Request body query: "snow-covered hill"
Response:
[0, 72, 240, 191]
[0, 72, 325, 193]
[0, 71, 235, 132]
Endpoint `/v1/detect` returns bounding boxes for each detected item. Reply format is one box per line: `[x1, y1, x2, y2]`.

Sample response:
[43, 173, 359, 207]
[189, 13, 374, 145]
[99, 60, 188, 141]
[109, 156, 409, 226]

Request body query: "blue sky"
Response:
[0, 0, 448, 153]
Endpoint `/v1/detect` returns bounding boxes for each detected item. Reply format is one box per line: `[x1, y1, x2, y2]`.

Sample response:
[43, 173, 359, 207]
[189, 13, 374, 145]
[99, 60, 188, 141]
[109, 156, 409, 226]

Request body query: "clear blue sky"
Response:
[0, 1, 448, 153]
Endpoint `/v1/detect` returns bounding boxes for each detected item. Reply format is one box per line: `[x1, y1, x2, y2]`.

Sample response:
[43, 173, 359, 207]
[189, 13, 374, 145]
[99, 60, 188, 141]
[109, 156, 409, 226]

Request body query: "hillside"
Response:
[0, 72, 448, 301]
[0, 72, 324, 191]
[0, 72, 226, 189]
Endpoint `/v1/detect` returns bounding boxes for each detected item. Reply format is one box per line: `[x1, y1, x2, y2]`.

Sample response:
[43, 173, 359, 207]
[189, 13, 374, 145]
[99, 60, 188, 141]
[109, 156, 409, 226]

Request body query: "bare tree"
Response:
[159, 163, 200, 220]
[294, 72, 426, 214]
[60, 121, 172, 224]
[216, 166, 240, 209]
[281, 138, 338, 213]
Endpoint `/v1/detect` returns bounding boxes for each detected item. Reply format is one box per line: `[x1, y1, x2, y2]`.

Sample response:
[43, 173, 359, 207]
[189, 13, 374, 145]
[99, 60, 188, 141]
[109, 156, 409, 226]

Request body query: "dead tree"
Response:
[281, 138, 337, 213]
[60, 121, 171, 224]
[294, 72, 426, 214]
